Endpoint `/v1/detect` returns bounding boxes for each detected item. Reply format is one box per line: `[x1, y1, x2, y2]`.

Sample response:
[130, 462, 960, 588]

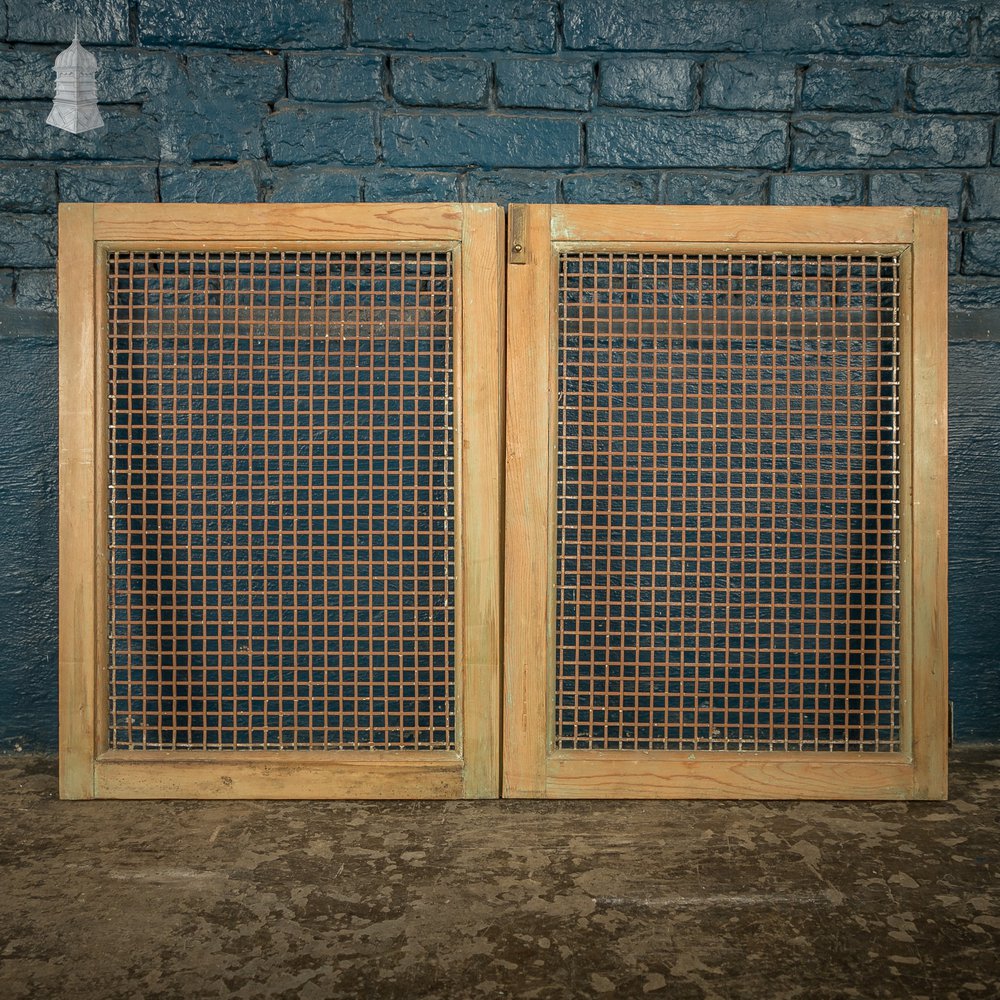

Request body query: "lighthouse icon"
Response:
[47, 31, 104, 135]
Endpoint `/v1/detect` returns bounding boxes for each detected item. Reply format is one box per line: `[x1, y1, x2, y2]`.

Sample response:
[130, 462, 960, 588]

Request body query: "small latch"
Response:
[509, 204, 527, 264]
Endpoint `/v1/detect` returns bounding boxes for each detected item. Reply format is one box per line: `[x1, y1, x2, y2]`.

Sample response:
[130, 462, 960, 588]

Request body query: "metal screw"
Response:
[512, 243, 523, 252]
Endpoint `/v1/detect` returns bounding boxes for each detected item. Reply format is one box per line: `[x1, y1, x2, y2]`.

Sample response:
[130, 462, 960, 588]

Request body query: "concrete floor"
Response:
[0, 751, 998, 1000]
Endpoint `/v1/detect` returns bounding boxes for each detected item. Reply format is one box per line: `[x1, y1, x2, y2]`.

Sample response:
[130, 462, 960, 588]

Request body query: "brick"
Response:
[0, 49, 56, 101]
[0, 272, 12, 303]
[950, 229, 962, 274]
[0, 214, 55, 268]
[383, 114, 580, 169]
[949, 278, 1000, 313]
[0, 167, 56, 212]
[58, 166, 158, 202]
[564, 0, 973, 56]
[496, 59, 593, 112]
[186, 53, 284, 101]
[0, 337, 59, 581]
[465, 171, 559, 203]
[289, 55, 384, 104]
[982, 7, 1000, 58]
[788, 2, 973, 57]
[0, 312, 57, 343]
[665, 172, 767, 206]
[0, 105, 159, 162]
[793, 117, 990, 170]
[155, 99, 266, 163]
[801, 62, 897, 112]
[353, 0, 557, 53]
[910, 65, 1000, 115]
[94, 50, 185, 103]
[391, 57, 489, 109]
[364, 172, 461, 202]
[150, 54, 283, 164]
[562, 172, 659, 204]
[598, 58, 696, 111]
[14, 269, 56, 311]
[770, 173, 863, 206]
[267, 169, 361, 202]
[160, 164, 259, 202]
[968, 175, 1000, 221]
[140, 0, 344, 49]
[564, 0, 760, 51]
[964, 226, 1000, 275]
[703, 59, 796, 112]
[7, 0, 129, 43]
[588, 114, 786, 169]
[868, 171, 963, 220]
[263, 104, 377, 167]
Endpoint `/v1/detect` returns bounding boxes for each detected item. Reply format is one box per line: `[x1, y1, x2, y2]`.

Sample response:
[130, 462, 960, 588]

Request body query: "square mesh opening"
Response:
[556, 253, 900, 752]
[108, 250, 456, 751]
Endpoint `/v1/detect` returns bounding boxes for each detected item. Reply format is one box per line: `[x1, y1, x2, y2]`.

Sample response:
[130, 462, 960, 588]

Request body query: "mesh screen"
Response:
[108, 250, 456, 750]
[556, 253, 900, 752]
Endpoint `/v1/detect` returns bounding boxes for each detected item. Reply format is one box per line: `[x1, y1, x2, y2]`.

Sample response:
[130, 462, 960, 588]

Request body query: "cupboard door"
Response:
[60, 203, 503, 799]
[503, 204, 947, 799]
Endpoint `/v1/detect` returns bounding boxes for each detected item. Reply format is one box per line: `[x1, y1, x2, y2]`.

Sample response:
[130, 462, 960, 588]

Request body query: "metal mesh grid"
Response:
[556, 253, 901, 752]
[108, 250, 456, 750]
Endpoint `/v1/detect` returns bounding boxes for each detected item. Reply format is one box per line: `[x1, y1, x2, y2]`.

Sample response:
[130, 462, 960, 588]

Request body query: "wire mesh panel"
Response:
[107, 249, 456, 751]
[556, 252, 901, 753]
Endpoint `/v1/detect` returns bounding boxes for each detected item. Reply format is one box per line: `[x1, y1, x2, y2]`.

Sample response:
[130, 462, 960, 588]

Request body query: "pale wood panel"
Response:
[544, 754, 918, 800]
[58, 203, 99, 800]
[553, 241, 910, 257]
[897, 245, 915, 758]
[92, 246, 111, 757]
[544, 233, 560, 755]
[458, 204, 505, 798]
[552, 205, 915, 246]
[502, 204, 553, 797]
[97, 239, 462, 254]
[94, 755, 464, 799]
[92, 203, 464, 241]
[908, 208, 949, 800]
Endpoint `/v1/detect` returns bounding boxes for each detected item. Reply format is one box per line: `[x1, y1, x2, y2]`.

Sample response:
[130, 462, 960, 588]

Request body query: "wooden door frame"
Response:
[59, 202, 504, 799]
[503, 204, 948, 800]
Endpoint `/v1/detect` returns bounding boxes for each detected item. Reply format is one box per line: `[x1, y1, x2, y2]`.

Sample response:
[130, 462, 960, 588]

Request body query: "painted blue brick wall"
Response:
[0, 0, 998, 747]
[0, 339, 58, 751]
[949, 342, 1000, 741]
